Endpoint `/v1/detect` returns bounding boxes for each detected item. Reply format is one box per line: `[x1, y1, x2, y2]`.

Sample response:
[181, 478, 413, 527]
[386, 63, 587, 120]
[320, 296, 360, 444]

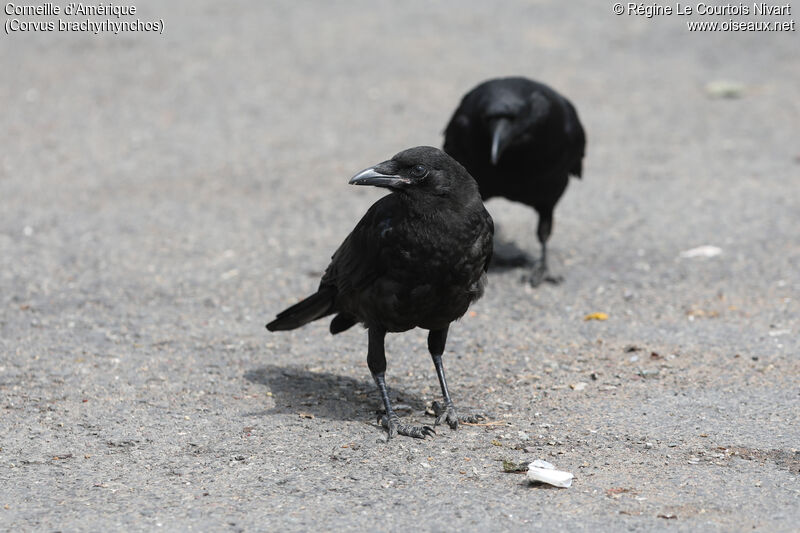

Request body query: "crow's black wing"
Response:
[319, 194, 401, 297]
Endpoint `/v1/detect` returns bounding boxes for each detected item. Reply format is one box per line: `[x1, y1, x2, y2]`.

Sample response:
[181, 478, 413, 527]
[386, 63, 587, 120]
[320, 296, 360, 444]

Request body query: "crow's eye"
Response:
[410, 165, 428, 179]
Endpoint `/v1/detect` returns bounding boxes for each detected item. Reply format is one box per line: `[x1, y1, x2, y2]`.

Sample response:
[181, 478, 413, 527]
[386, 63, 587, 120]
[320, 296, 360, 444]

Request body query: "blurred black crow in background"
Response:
[444, 77, 585, 286]
[267, 146, 493, 439]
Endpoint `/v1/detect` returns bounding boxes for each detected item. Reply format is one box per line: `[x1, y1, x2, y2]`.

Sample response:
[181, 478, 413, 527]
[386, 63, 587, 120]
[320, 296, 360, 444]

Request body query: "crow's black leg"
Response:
[428, 327, 458, 429]
[428, 327, 485, 429]
[368, 327, 435, 440]
[523, 211, 562, 286]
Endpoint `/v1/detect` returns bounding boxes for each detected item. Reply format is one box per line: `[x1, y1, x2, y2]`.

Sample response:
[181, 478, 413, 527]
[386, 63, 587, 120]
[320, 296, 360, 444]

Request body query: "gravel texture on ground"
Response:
[1, 1, 798, 531]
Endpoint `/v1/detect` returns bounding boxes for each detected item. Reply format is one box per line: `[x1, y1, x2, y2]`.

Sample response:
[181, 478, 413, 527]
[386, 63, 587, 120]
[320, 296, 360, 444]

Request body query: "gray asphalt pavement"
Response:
[1, 1, 799, 531]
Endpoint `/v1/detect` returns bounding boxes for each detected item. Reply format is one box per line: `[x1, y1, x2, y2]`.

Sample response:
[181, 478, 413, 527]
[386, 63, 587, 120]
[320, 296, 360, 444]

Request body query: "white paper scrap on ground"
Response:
[527, 459, 574, 488]
[679, 245, 722, 259]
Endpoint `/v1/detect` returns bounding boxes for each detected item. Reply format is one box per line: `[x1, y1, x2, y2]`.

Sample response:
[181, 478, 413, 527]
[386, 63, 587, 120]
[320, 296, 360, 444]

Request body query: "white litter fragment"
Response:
[768, 329, 790, 337]
[527, 459, 574, 488]
[679, 245, 722, 259]
[705, 80, 745, 99]
[221, 268, 239, 280]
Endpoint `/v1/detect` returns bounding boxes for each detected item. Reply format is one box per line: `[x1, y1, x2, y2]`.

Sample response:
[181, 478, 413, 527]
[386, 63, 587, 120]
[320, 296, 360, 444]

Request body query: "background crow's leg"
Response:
[523, 210, 563, 286]
[368, 327, 435, 440]
[429, 327, 486, 428]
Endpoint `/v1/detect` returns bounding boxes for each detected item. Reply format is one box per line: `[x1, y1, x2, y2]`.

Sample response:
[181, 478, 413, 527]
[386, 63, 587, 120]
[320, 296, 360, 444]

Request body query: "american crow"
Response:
[444, 77, 585, 285]
[266, 146, 493, 439]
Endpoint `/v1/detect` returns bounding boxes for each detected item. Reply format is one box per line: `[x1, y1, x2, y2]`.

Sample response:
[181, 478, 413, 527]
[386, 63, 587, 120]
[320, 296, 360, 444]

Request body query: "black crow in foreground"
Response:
[444, 77, 585, 286]
[267, 146, 494, 439]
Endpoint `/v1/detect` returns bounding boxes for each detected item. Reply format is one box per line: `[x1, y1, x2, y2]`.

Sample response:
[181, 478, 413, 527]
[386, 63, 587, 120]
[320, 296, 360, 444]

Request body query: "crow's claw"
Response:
[522, 262, 562, 287]
[544, 273, 564, 284]
[432, 402, 488, 426]
[459, 412, 488, 424]
[431, 400, 460, 430]
[379, 414, 436, 440]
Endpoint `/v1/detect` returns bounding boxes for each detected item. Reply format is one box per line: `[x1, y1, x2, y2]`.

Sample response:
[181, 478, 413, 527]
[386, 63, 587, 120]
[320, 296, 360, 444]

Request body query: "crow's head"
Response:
[476, 81, 551, 165]
[349, 146, 478, 199]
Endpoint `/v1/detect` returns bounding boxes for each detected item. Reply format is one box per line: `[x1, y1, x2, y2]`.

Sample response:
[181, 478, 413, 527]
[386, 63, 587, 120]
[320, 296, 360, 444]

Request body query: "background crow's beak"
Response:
[349, 166, 410, 188]
[490, 118, 513, 165]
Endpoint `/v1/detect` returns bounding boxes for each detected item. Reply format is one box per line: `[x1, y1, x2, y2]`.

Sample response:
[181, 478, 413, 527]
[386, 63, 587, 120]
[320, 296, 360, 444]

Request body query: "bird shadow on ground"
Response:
[243, 365, 429, 422]
[488, 234, 534, 273]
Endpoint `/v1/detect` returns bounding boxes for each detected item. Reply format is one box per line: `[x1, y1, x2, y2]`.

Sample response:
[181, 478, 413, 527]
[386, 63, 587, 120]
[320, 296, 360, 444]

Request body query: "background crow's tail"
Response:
[266, 288, 336, 331]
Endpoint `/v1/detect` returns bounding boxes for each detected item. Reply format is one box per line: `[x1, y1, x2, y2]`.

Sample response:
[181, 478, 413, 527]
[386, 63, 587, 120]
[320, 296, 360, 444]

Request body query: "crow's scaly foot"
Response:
[459, 412, 488, 424]
[378, 414, 435, 440]
[431, 401, 488, 428]
[431, 400, 460, 430]
[522, 262, 562, 287]
[544, 273, 563, 284]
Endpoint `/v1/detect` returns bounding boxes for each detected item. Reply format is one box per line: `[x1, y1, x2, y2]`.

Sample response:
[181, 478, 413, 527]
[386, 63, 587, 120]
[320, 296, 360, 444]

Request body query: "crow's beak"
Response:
[490, 118, 513, 166]
[349, 166, 410, 189]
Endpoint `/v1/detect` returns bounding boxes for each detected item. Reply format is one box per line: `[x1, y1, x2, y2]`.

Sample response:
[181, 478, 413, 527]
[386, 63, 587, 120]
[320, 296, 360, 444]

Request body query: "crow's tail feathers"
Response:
[329, 313, 357, 334]
[266, 288, 336, 331]
[570, 158, 583, 179]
